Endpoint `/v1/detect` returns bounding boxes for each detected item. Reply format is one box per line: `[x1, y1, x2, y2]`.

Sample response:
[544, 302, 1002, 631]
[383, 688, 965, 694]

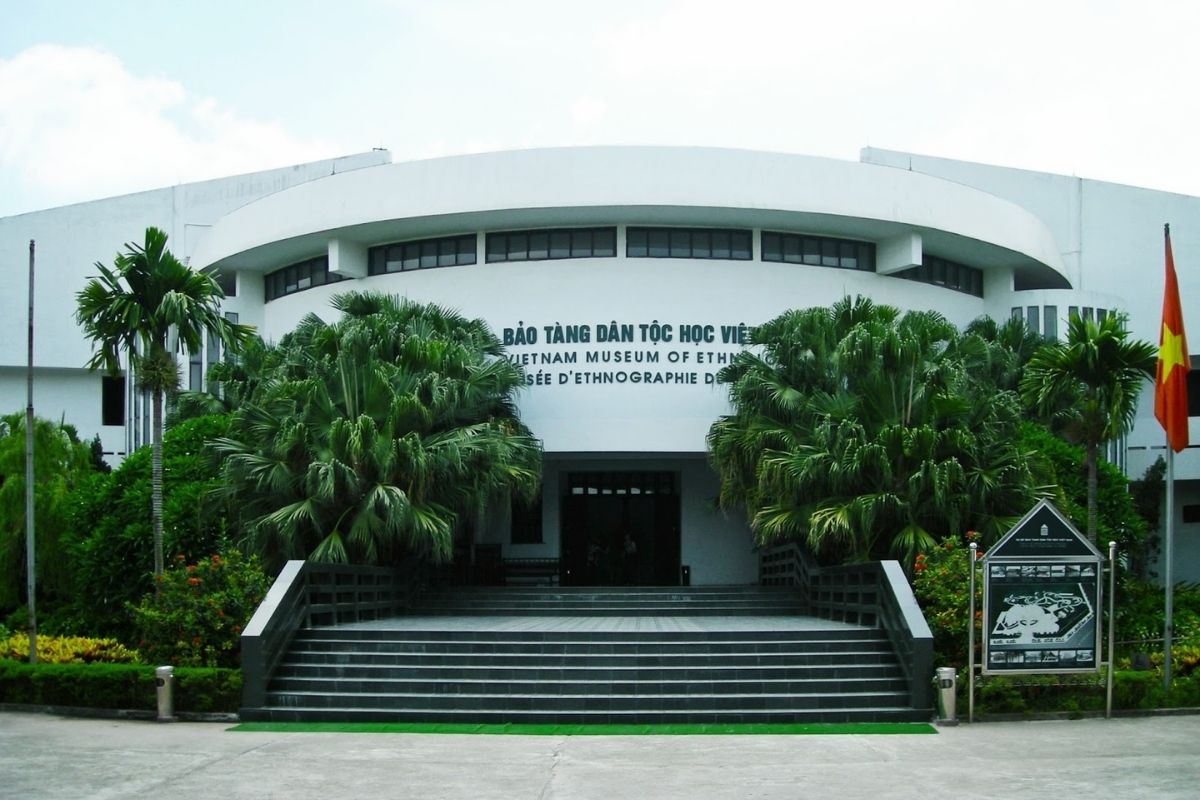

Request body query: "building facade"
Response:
[2, 146, 1197, 583]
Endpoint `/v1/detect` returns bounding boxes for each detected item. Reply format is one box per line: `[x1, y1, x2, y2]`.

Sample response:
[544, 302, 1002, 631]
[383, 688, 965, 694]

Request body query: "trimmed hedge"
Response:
[971, 669, 1200, 716]
[0, 660, 241, 713]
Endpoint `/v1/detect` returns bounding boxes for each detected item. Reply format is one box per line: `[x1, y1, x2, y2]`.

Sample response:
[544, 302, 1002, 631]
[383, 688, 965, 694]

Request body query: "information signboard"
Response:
[982, 500, 1104, 675]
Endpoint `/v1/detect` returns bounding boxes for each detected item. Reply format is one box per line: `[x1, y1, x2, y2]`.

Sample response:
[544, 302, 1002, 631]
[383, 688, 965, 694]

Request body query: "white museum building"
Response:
[2, 145, 1198, 584]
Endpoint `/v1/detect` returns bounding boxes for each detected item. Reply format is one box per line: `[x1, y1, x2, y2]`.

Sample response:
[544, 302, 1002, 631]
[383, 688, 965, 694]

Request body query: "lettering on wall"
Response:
[501, 320, 752, 389]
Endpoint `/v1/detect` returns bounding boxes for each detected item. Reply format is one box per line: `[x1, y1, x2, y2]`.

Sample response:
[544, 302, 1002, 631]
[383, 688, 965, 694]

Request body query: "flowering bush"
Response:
[912, 533, 983, 669]
[129, 549, 269, 668]
[0, 633, 140, 664]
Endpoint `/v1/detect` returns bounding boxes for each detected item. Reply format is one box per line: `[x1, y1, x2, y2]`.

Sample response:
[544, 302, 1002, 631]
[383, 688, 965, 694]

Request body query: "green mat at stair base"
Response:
[230, 722, 936, 735]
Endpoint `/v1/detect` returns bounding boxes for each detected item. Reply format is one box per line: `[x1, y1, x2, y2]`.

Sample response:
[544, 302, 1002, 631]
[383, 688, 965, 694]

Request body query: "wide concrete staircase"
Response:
[244, 586, 926, 723]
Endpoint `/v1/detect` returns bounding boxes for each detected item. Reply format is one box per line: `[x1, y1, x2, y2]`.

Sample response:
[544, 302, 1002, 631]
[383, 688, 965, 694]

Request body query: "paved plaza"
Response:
[2, 710, 1198, 799]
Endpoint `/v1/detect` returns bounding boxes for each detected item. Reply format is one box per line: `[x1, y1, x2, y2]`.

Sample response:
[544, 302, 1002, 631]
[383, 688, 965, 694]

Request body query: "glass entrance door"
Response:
[560, 471, 681, 586]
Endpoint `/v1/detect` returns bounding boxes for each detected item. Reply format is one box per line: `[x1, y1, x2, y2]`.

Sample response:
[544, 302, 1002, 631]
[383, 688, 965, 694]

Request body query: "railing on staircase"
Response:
[241, 557, 426, 708]
[760, 542, 933, 713]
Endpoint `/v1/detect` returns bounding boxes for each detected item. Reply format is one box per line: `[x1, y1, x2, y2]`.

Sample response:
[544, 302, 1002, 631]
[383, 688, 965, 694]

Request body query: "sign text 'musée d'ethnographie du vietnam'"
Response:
[501, 319, 753, 388]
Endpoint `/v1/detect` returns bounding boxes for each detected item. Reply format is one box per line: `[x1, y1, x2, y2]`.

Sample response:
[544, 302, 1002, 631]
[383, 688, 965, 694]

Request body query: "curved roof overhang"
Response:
[191, 146, 1070, 290]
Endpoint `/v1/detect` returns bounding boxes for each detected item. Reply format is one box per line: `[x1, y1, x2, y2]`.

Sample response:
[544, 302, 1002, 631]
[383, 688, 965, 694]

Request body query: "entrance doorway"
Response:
[560, 471, 681, 586]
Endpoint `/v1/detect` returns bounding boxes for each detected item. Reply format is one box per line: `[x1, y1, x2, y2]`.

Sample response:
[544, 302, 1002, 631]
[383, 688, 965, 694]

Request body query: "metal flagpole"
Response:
[968, 541, 977, 723]
[1107, 541, 1116, 719]
[1164, 448, 1175, 691]
[25, 239, 37, 664]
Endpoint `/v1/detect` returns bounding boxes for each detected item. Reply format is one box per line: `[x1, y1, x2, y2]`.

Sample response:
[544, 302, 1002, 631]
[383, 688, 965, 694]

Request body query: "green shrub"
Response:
[912, 534, 983, 669]
[129, 549, 268, 668]
[0, 660, 240, 712]
[0, 633, 139, 664]
[63, 414, 231, 641]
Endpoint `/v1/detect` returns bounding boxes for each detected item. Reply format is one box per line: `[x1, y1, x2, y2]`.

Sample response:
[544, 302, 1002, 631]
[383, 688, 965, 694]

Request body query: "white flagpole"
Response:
[1164, 447, 1175, 691]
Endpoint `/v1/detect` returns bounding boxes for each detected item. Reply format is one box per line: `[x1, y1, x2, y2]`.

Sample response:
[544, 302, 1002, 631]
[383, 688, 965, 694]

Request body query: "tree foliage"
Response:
[0, 414, 97, 612]
[63, 415, 231, 640]
[1020, 313, 1156, 542]
[708, 297, 1050, 566]
[213, 291, 542, 569]
[75, 227, 253, 581]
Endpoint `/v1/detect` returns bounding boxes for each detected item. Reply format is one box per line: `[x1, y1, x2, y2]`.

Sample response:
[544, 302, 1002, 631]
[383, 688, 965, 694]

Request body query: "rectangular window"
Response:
[215, 271, 236, 297]
[626, 228, 647, 258]
[1043, 306, 1058, 340]
[648, 229, 670, 257]
[550, 230, 571, 259]
[264, 256, 342, 301]
[102, 375, 126, 427]
[593, 228, 616, 257]
[1026, 305, 1040, 334]
[762, 232, 875, 272]
[486, 228, 616, 263]
[626, 227, 753, 261]
[529, 232, 549, 260]
[189, 348, 203, 391]
[894, 254, 983, 298]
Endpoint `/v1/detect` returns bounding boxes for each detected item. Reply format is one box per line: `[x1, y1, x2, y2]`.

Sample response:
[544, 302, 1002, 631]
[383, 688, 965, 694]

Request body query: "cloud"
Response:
[0, 45, 343, 215]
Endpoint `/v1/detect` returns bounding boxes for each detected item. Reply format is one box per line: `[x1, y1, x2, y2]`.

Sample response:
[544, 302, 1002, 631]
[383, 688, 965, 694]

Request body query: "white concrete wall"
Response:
[863, 147, 1200, 583]
[0, 151, 391, 454]
[261, 244, 990, 454]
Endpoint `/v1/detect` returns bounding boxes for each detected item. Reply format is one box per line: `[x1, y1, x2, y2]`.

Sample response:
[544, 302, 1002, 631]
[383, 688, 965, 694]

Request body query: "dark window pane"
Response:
[731, 232, 751, 260]
[784, 235, 802, 263]
[420, 240, 438, 268]
[839, 241, 856, 269]
[435, 238, 454, 267]
[102, 375, 125, 426]
[1044, 306, 1058, 340]
[486, 235, 506, 262]
[509, 233, 528, 261]
[549, 231, 571, 258]
[803, 238, 821, 265]
[859, 244, 874, 271]
[821, 240, 839, 267]
[594, 228, 616, 256]
[627, 228, 647, 257]
[648, 230, 669, 257]
[572, 229, 594, 257]
[528, 232, 549, 260]
[285, 266, 298, 293]
[692, 231, 711, 258]
[763, 233, 782, 261]
[669, 230, 690, 258]
[711, 231, 731, 259]
[458, 235, 477, 264]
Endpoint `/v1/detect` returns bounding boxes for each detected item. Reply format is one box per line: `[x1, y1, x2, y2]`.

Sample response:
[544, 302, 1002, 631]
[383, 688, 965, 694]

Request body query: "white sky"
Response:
[2, 0, 1199, 218]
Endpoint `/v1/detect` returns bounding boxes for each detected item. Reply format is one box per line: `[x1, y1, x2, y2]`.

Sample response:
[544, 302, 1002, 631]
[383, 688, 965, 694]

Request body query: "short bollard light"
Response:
[936, 667, 958, 726]
[155, 665, 175, 722]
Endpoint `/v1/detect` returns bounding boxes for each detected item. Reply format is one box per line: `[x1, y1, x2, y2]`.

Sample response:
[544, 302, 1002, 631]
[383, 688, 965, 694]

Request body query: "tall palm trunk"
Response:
[151, 386, 164, 586]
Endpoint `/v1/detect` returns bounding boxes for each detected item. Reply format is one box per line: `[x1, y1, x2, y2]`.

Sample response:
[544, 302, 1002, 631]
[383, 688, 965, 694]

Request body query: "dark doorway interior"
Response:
[560, 471, 680, 586]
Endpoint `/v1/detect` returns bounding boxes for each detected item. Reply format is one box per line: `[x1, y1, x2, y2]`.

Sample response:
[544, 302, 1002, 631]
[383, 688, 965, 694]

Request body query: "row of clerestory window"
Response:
[265, 227, 989, 301]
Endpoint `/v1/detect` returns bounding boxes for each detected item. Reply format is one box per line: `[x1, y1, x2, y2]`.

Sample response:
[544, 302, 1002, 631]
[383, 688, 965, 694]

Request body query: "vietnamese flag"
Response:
[1155, 224, 1190, 452]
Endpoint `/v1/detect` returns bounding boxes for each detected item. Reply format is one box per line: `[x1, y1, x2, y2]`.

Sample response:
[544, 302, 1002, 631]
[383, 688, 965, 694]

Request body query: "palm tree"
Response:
[709, 297, 1046, 567]
[75, 227, 253, 582]
[1020, 312, 1156, 543]
[213, 291, 542, 570]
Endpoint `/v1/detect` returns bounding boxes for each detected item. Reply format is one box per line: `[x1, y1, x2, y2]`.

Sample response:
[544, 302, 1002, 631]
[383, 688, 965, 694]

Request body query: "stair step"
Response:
[264, 689, 911, 711]
[247, 586, 921, 724]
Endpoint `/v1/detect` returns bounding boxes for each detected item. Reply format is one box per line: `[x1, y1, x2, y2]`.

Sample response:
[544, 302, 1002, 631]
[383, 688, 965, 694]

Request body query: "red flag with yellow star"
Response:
[1155, 224, 1190, 452]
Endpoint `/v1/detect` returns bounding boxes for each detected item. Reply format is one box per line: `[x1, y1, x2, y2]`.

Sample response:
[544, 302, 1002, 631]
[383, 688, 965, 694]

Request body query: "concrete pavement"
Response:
[1, 710, 1198, 799]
